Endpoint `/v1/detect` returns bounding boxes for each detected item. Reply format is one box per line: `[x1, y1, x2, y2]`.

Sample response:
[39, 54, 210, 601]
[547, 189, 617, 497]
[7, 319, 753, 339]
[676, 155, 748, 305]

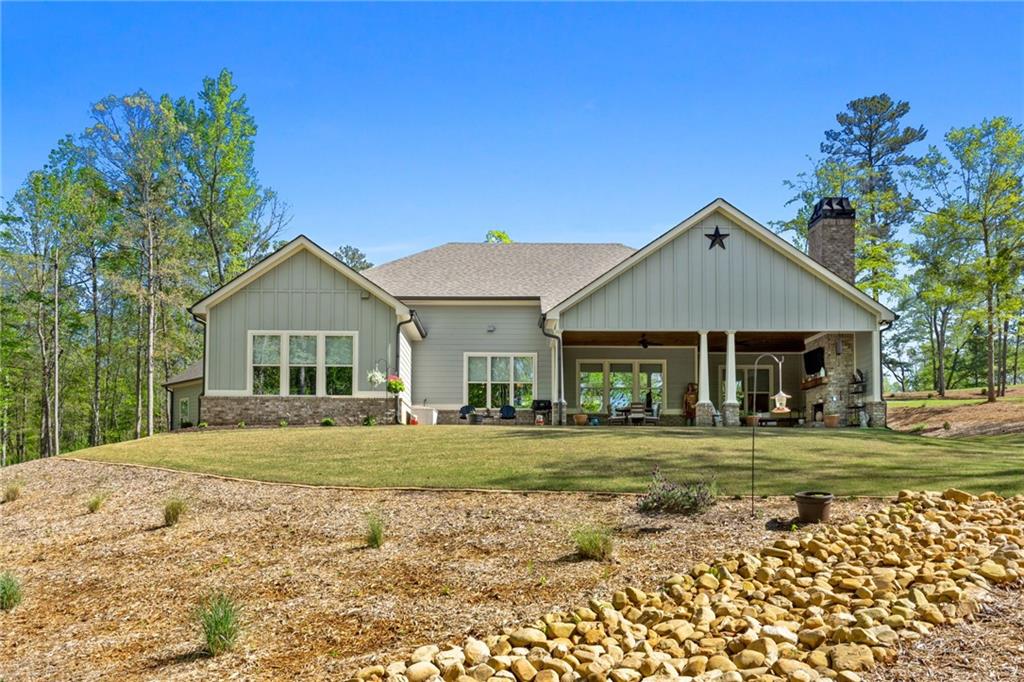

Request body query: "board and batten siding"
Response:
[559, 212, 879, 332]
[410, 305, 552, 408]
[563, 346, 696, 413]
[170, 382, 202, 429]
[205, 249, 396, 393]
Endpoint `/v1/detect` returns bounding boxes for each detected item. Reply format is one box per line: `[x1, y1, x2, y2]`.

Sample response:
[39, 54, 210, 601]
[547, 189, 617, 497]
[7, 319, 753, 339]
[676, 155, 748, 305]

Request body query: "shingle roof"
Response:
[363, 242, 635, 312]
[164, 361, 203, 387]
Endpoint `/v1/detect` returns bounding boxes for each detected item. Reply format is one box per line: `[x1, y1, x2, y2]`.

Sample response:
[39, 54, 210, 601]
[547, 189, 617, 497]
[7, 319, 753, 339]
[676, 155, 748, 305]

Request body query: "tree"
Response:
[176, 69, 286, 288]
[333, 245, 373, 271]
[484, 229, 512, 244]
[773, 158, 858, 249]
[914, 117, 1024, 402]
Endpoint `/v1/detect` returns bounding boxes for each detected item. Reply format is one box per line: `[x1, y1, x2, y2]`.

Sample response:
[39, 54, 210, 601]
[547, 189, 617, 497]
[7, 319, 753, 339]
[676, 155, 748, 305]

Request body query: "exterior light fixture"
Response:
[486, 324, 496, 333]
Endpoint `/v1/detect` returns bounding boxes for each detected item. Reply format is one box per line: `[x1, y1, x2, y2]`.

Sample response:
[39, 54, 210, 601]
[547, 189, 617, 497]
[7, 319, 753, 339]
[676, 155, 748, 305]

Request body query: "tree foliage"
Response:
[333, 245, 373, 271]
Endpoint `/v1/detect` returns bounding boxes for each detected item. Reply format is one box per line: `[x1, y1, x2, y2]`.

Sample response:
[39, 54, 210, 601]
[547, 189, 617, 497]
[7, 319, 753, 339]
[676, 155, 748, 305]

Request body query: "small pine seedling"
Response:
[164, 498, 187, 527]
[87, 492, 109, 514]
[571, 524, 614, 561]
[197, 592, 240, 656]
[3, 482, 22, 504]
[0, 571, 23, 611]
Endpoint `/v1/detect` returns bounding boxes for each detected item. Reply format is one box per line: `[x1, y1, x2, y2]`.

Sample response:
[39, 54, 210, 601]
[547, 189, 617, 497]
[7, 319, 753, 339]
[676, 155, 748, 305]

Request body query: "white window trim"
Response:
[237, 330, 379, 398]
[462, 352, 538, 409]
[574, 359, 668, 414]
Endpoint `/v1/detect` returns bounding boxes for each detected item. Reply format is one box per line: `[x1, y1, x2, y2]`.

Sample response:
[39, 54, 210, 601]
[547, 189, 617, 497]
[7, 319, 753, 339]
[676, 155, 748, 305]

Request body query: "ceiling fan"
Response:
[638, 333, 663, 349]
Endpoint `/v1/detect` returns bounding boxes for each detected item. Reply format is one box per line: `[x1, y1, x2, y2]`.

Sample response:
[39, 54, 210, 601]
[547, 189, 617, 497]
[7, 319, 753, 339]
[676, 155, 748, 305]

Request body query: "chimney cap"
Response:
[810, 197, 855, 224]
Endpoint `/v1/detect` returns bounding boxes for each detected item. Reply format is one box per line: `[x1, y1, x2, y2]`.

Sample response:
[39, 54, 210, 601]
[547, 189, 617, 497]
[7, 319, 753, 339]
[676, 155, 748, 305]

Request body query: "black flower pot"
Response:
[794, 491, 835, 523]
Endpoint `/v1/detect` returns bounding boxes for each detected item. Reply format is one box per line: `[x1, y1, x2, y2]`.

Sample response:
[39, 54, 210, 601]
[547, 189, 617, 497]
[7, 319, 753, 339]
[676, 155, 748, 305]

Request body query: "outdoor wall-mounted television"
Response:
[803, 347, 825, 376]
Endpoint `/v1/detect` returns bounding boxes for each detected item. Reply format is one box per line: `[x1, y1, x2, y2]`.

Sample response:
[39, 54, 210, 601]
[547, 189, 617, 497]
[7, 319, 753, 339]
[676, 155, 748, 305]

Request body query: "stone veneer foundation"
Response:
[201, 396, 392, 426]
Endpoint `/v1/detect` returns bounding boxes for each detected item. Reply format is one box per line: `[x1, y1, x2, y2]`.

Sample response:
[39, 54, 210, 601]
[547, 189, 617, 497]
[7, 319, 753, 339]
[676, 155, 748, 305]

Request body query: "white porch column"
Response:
[871, 328, 882, 402]
[696, 331, 714, 426]
[722, 331, 740, 426]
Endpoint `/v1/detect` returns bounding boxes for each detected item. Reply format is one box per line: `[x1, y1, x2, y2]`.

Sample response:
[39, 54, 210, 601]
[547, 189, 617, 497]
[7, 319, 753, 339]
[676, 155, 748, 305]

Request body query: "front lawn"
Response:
[66, 426, 1024, 496]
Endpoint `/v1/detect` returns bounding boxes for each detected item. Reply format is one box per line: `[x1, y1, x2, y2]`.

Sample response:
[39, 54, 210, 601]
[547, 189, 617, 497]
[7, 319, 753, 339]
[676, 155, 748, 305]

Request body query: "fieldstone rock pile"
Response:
[354, 490, 1022, 682]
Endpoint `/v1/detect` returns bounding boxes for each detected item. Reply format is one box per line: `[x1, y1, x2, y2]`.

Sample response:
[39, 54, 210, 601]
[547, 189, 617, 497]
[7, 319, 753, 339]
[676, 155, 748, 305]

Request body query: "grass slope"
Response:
[67, 426, 1024, 496]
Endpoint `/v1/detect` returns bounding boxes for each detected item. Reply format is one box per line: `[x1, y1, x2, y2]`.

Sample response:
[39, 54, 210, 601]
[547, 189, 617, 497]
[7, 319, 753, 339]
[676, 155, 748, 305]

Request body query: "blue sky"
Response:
[3, 2, 1022, 262]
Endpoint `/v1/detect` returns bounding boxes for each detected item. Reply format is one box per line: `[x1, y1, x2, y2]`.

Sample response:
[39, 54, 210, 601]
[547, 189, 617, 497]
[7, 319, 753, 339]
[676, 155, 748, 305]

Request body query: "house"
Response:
[168, 197, 895, 429]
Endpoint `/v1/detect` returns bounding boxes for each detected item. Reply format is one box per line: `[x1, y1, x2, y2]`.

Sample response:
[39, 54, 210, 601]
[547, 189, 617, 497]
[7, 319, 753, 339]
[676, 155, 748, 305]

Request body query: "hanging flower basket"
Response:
[386, 374, 405, 394]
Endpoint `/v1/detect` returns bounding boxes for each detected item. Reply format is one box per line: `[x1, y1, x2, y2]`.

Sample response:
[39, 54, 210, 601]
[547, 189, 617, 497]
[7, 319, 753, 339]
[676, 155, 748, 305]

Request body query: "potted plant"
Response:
[794, 491, 835, 523]
[573, 413, 589, 426]
[823, 413, 840, 428]
[742, 411, 758, 427]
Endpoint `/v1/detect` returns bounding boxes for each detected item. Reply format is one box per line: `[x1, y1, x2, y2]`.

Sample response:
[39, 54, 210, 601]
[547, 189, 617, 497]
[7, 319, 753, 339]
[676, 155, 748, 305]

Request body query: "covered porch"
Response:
[560, 330, 883, 427]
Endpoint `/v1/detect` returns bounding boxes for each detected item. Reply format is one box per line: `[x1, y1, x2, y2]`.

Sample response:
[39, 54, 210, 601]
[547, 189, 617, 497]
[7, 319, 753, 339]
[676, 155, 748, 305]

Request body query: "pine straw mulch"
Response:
[887, 399, 1024, 437]
[0, 459, 1011, 681]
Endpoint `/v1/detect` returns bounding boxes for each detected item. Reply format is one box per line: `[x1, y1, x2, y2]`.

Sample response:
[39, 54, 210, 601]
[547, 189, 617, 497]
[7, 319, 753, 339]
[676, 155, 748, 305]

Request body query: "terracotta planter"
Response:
[823, 414, 840, 428]
[573, 414, 589, 426]
[743, 415, 758, 427]
[795, 491, 835, 523]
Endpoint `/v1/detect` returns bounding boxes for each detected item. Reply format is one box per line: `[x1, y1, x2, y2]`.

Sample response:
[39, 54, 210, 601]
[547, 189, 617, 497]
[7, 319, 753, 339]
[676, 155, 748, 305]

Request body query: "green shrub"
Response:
[636, 469, 717, 515]
[197, 592, 240, 656]
[3, 482, 21, 504]
[198, 421, 208, 429]
[278, 419, 288, 428]
[0, 571, 23, 610]
[87, 492, 109, 514]
[236, 420, 246, 429]
[571, 524, 614, 561]
[164, 498, 186, 526]
[180, 420, 194, 429]
[365, 510, 386, 548]
[908, 423, 926, 434]
[320, 417, 336, 427]
[943, 421, 952, 431]
[362, 415, 377, 426]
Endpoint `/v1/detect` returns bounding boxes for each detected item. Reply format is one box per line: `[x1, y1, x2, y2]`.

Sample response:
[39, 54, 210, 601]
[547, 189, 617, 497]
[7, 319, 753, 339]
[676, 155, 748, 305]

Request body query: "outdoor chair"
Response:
[607, 407, 626, 425]
[629, 402, 648, 426]
[645, 403, 661, 425]
[458, 405, 476, 422]
[499, 405, 517, 423]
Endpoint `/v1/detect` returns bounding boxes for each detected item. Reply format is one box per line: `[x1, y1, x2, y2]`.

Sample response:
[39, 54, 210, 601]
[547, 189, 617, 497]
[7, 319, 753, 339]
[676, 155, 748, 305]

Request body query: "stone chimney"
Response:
[807, 197, 855, 284]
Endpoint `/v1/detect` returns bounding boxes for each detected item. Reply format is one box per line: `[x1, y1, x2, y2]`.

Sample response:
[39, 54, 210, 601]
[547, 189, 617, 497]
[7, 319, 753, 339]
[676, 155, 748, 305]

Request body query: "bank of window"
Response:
[252, 334, 281, 395]
[576, 360, 665, 412]
[249, 332, 356, 397]
[466, 354, 535, 409]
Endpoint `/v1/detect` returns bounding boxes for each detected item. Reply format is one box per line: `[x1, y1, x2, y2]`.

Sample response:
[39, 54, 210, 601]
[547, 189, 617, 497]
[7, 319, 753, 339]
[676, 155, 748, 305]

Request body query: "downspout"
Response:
[190, 308, 206, 428]
[395, 312, 417, 424]
[540, 314, 564, 425]
[878, 318, 894, 404]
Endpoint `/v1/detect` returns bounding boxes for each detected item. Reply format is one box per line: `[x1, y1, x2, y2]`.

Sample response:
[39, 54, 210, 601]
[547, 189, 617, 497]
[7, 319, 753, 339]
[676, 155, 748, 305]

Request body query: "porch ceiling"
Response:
[561, 331, 815, 353]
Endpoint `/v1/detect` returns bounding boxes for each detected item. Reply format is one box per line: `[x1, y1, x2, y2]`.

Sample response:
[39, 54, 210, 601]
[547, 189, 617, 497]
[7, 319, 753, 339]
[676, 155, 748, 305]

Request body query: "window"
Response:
[719, 365, 772, 412]
[248, 332, 358, 397]
[179, 398, 191, 422]
[288, 335, 317, 395]
[465, 354, 536, 408]
[252, 334, 281, 395]
[325, 335, 353, 396]
[579, 363, 604, 413]
[575, 360, 668, 413]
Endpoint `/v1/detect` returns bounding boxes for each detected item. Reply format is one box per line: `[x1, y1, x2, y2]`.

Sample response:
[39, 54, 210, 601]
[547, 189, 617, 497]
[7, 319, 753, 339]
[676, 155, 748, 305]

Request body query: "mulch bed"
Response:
[0, 459, 1011, 680]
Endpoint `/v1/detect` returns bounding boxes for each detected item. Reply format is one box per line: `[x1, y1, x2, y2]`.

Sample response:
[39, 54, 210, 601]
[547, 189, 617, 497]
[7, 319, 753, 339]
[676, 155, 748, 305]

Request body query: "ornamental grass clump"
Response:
[197, 592, 240, 656]
[0, 571, 23, 611]
[365, 510, 386, 548]
[636, 468, 717, 515]
[320, 417, 336, 427]
[87, 492, 109, 514]
[571, 524, 614, 561]
[3, 482, 22, 504]
[164, 498, 186, 527]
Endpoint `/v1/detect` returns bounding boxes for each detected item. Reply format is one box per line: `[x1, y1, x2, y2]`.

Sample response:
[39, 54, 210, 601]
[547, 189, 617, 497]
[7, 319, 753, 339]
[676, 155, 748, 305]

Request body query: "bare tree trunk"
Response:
[986, 287, 997, 403]
[999, 319, 1009, 396]
[1014, 322, 1021, 385]
[134, 299, 143, 440]
[53, 248, 60, 456]
[146, 221, 156, 438]
[90, 252, 102, 446]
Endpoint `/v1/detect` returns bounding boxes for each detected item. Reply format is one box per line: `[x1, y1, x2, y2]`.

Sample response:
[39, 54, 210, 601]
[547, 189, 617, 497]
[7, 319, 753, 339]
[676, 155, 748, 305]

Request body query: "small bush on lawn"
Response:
[181, 420, 194, 429]
[320, 417, 336, 427]
[87, 492, 109, 514]
[362, 415, 377, 426]
[365, 510, 386, 548]
[0, 571, 23, 611]
[278, 419, 288, 428]
[571, 525, 614, 561]
[636, 468, 717, 515]
[236, 420, 246, 429]
[943, 420, 952, 431]
[197, 592, 240, 656]
[3, 482, 22, 504]
[197, 421, 208, 429]
[164, 498, 186, 526]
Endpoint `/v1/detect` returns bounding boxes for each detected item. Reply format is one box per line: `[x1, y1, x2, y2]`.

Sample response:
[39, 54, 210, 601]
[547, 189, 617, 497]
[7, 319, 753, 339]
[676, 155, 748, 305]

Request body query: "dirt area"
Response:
[887, 384, 1024, 437]
[0, 459, 881, 681]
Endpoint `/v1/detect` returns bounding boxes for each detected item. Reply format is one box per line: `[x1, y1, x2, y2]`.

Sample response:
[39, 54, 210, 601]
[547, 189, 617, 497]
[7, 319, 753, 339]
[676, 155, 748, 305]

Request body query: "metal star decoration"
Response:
[705, 225, 729, 250]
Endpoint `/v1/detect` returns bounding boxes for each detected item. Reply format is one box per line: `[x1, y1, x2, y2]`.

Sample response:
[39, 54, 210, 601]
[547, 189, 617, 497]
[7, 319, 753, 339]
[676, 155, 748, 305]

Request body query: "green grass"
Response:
[163, 498, 186, 526]
[196, 592, 241, 656]
[571, 525, 614, 561]
[66, 426, 1024, 496]
[0, 571, 23, 611]
[364, 510, 386, 548]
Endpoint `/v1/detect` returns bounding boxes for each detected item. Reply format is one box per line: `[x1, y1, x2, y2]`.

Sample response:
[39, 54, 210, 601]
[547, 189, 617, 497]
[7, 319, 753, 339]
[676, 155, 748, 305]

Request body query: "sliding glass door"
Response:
[576, 360, 665, 413]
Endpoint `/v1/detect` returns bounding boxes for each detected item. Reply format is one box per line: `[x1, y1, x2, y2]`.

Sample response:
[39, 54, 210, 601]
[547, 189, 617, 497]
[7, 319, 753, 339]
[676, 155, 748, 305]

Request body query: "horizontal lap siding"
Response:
[410, 306, 551, 408]
[561, 213, 877, 332]
[207, 250, 395, 392]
